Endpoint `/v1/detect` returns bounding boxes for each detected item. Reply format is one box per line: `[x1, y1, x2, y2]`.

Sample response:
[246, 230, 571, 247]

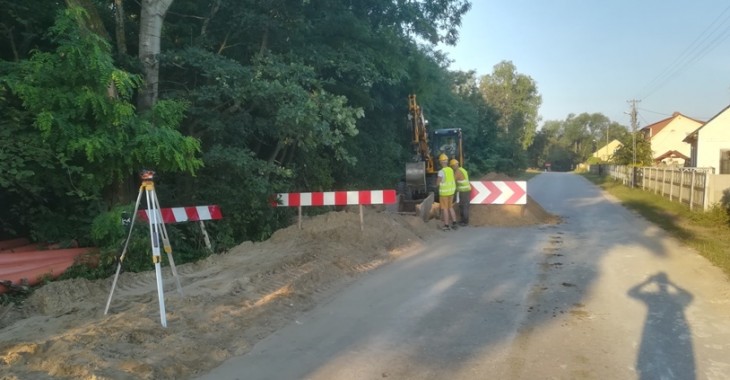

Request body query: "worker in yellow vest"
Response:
[437, 154, 458, 230]
[450, 159, 471, 226]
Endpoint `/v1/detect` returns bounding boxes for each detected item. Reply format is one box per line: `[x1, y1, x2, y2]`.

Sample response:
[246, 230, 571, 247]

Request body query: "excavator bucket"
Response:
[416, 193, 434, 222]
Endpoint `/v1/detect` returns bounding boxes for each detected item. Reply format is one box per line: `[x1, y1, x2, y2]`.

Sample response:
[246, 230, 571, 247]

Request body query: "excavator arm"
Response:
[408, 94, 435, 174]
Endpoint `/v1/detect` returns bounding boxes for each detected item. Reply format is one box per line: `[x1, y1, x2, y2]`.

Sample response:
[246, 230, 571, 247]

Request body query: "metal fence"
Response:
[602, 165, 715, 211]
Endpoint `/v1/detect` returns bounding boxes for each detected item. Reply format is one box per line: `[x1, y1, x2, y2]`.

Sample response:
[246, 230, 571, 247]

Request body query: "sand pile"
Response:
[469, 173, 560, 227]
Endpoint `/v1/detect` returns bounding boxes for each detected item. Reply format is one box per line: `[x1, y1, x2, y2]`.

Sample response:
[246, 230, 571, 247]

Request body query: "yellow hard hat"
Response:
[449, 159, 459, 167]
[438, 154, 448, 162]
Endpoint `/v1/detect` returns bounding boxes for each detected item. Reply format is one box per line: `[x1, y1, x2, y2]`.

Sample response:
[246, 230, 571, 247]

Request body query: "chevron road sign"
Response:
[469, 181, 527, 205]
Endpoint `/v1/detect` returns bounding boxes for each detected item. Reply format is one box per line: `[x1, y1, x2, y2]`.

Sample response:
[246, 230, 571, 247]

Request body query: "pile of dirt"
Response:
[0, 176, 558, 379]
[469, 194, 561, 227]
[468, 172, 560, 227]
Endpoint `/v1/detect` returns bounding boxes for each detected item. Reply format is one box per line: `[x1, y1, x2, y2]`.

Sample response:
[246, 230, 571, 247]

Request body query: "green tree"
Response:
[1, 8, 201, 240]
[479, 61, 542, 151]
[612, 133, 653, 166]
[0, 0, 481, 250]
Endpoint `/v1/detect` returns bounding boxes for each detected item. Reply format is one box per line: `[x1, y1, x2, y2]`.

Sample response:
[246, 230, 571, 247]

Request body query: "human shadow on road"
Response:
[628, 272, 695, 380]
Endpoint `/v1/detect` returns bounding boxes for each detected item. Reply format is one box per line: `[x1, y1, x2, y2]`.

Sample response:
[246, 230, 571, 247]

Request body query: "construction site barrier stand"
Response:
[272, 190, 397, 230]
[137, 205, 223, 252]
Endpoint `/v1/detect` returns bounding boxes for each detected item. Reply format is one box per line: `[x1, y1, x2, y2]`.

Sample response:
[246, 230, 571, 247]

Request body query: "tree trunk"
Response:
[138, 0, 173, 112]
[201, 0, 220, 37]
[65, 0, 110, 40]
[268, 141, 283, 165]
[259, 26, 269, 55]
[113, 0, 127, 55]
[1, 26, 19, 61]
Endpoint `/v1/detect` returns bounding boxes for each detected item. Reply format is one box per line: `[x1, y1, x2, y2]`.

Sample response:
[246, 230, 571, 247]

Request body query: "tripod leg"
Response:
[104, 185, 145, 315]
[146, 186, 168, 327]
[150, 189, 184, 296]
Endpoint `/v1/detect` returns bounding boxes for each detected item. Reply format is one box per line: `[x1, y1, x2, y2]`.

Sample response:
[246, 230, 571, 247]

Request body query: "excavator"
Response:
[398, 94, 463, 220]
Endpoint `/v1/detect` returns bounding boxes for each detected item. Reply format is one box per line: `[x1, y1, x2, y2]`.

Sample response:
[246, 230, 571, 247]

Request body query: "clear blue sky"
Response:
[439, 1, 730, 129]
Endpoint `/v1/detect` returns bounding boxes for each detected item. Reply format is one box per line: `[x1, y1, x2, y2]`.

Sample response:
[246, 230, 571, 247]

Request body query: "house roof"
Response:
[592, 139, 623, 160]
[640, 111, 705, 139]
[654, 150, 690, 162]
[683, 103, 730, 143]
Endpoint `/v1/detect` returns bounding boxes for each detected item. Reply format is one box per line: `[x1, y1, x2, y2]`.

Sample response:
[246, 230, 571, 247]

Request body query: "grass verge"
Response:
[582, 173, 730, 278]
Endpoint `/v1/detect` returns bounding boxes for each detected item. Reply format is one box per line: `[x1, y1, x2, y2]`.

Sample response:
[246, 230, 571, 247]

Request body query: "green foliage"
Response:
[88, 202, 213, 276]
[479, 61, 542, 150]
[0, 1, 555, 280]
[612, 133, 653, 166]
[0, 8, 202, 240]
[527, 113, 630, 171]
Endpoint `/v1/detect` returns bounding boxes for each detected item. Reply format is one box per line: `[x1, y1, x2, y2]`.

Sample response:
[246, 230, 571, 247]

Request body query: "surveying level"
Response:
[104, 169, 183, 327]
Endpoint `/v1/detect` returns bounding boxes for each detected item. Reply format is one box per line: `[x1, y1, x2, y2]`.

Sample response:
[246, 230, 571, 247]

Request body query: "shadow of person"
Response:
[628, 272, 695, 380]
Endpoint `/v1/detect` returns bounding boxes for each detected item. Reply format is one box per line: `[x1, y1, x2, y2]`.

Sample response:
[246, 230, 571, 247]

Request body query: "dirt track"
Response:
[0, 182, 555, 379]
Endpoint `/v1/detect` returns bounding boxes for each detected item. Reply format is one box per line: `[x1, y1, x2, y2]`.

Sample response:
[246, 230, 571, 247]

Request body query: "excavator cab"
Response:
[432, 128, 463, 169]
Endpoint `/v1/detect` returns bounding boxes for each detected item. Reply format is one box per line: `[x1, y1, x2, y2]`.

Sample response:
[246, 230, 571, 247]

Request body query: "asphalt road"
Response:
[197, 172, 730, 380]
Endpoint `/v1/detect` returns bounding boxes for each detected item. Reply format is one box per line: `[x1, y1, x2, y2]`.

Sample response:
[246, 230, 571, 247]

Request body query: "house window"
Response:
[720, 150, 730, 174]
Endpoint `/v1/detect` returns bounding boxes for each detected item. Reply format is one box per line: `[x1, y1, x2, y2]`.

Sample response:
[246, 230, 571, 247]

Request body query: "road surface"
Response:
[198, 172, 730, 380]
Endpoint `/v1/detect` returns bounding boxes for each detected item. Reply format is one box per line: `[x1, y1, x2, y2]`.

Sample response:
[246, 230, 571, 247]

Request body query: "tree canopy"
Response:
[2, 0, 612, 275]
[527, 113, 630, 171]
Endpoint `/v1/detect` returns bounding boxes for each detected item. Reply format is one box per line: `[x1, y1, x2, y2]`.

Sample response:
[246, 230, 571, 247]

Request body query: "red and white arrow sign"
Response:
[469, 181, 527, 205]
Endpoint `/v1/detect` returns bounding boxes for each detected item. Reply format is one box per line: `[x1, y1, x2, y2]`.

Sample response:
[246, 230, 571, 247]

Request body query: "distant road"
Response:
[197, 172, 730, 380]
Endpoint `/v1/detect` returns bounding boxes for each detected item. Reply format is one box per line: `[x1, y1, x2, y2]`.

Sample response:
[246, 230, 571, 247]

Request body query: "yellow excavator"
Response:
[398, 94, 464, 219]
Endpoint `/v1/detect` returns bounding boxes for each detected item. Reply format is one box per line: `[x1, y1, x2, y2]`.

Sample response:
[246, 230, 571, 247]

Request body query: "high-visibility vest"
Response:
[439, 167, 456, 196]
[457, 167, 471, 192]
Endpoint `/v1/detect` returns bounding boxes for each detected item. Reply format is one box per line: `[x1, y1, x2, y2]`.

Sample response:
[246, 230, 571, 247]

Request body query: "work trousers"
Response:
[457, 191, 470, 224]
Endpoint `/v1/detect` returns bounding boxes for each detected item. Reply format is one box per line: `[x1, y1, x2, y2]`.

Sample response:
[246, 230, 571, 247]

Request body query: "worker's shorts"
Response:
[439, 195, 454, 209]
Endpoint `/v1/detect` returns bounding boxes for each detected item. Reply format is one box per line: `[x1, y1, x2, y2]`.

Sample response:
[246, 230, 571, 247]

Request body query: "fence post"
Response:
[703, 172, 711, 211]
[298, 205, 303, 230]
[669, 169, 674, 201]
[679, 170, 685, 205]
[640, 167, 646, 191]
[689, 170, 697, 210]
[198, 221, 214, 253]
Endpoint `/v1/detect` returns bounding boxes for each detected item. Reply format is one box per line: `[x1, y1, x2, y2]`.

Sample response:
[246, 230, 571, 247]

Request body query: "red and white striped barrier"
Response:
[137, 205, 223, 252]
[273, 190, 397, 207]
[137, 205, 223, 224]
[272, 190, 396, 230]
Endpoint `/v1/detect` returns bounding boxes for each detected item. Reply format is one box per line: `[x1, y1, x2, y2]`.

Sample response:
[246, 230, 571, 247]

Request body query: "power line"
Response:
[638, 107, 712, 121]
[637, 107, 671, 117]
[637, 4, 730, 100]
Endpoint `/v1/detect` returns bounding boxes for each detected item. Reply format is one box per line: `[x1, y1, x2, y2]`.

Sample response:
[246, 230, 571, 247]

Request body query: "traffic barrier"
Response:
[469, 181, 527, 205]
[137, 205, 223, 252]
[272, 190, 397, 230]
[137, 205, 223, 223]
[273, 190, 396, 207]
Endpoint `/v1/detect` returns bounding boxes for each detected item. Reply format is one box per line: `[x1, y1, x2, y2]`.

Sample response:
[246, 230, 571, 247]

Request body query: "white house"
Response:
[641, 112, 704, 166]
[683, 104, 730, 173]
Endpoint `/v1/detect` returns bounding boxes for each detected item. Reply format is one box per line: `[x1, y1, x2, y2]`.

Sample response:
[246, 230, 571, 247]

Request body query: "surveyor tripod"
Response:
[104, 170, 183, 327]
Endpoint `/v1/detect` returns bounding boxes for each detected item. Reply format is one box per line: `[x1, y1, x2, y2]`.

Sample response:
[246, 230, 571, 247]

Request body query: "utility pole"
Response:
[627, 99, 640, 187]
[627, 99, 640, 165]
[606, 123, 609, 161]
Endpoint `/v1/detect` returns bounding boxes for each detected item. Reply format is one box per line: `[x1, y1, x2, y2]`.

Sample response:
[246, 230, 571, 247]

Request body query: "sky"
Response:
[439, 1, 730, 129]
